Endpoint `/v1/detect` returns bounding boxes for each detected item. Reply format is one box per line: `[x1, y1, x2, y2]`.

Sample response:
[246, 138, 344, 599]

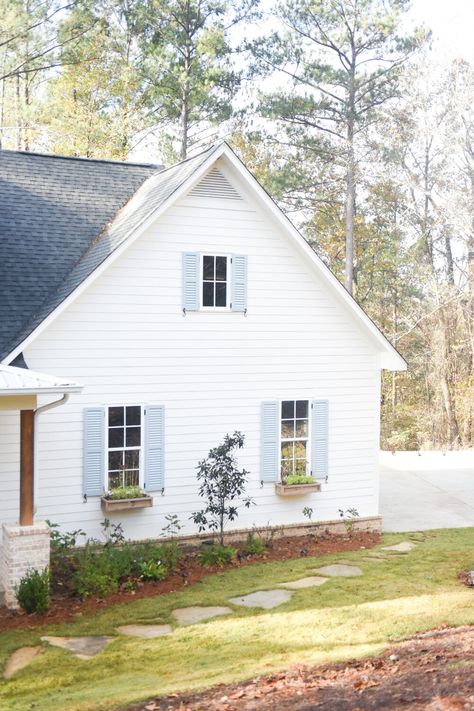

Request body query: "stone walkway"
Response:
[3, 540, 418, 678]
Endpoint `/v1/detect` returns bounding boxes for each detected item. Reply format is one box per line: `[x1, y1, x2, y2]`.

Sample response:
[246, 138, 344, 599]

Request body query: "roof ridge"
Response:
[0, 148, 162, 169]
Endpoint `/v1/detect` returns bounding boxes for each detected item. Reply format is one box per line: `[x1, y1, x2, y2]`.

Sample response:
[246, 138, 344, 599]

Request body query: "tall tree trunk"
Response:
[344, 43, 356, 295]
[15, 74, 22, 150]
[437, 308, 461, 447]
[345, 116, 356, 294]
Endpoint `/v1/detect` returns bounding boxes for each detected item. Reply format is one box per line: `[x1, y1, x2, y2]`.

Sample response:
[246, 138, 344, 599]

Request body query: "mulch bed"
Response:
[127, 625, 474, 711]
[0, 530, 379, 631]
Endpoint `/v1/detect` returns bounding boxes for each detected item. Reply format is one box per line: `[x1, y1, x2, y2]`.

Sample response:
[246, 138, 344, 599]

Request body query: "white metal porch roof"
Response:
[0, 364, 82, 396]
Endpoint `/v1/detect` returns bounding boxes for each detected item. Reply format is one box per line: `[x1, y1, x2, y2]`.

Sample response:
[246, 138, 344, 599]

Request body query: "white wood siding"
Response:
[0, 162, 381, 542]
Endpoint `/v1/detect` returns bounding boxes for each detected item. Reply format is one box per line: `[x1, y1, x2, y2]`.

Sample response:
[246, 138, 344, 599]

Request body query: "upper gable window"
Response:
[202, 255, 229, 308]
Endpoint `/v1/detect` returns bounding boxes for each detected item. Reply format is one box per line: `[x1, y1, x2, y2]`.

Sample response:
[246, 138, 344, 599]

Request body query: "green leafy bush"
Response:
[75, 568, 119, 598]
[283, 474, 315, 485]
[139, 560, 167, 581]
[47, 518, 182, 600]
[103, 486, 146, 500]
[197, 544, 236, 567]
[47, 520, 86, 552]
[16, 568, 50, 614]
[242, 532, 266, 557]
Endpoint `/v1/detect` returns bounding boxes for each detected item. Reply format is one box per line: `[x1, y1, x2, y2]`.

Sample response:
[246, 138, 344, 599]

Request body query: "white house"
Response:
[0, 142, 405, 605]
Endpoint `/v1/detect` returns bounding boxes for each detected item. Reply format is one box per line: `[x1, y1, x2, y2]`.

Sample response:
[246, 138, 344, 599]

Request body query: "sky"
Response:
[411, 0, 474, 62]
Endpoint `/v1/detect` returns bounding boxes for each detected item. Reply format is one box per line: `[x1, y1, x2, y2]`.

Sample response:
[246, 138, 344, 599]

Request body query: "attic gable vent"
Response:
[189, 168, 243, 200]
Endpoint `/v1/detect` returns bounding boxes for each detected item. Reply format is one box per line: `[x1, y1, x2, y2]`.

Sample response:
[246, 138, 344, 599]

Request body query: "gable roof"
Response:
[0, 143, 405, 370]
[0, 149, 160, 361]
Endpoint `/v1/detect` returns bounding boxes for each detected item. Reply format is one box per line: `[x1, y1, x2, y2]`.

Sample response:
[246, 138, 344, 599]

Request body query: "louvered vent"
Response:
[189, 168, 243, 200]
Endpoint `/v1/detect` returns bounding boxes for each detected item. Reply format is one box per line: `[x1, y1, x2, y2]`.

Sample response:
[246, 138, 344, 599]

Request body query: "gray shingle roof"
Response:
[0, 145, 218, 361]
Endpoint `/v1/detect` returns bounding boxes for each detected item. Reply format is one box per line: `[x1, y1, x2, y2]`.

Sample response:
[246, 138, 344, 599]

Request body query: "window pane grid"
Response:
[280, 400, 309, 478]
[202, 255, 227, 307]
[107, 406, 141, 489]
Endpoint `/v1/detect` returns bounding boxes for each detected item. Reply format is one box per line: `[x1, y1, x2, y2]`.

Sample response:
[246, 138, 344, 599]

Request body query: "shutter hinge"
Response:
[182, 307, 186, 316]
[83, 494, 87, 503]
[161, 487, 165, 496]
[260, 480, 264, 488]
[230, 302, 232, 309]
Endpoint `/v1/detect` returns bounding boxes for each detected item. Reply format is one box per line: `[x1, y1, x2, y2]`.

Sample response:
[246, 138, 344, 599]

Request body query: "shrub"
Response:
[283, 474, 315, 485]
[242, 531, 266, 557]
[75, 569, 119, 598]
[197, 544, 236, 567]
[139, 560, 167, 581]
[16, 568, 50, 614]
[47, 520, 86, 552]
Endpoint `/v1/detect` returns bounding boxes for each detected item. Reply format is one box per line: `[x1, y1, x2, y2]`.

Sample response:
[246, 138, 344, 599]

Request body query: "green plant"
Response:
[338, 507, 360, 536]
[16, 568, 50, 614]
[242, 531, 266, 557]
[197, 544, 236, 567]
[139, 560, 167, 581]
[162, 514, 183, 538]
[191, 432, 254, 545]
[75, 568, 119, 598]
[101, 518, 125, 545]
[302, 506, 313, 520]
[103, 486, 146, 500]
[283, 474, 315, 485]
[46, 521, 86, 552]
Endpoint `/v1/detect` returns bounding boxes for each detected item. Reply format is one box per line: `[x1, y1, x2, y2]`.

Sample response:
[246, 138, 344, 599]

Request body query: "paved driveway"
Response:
[380, 451, 474, 532]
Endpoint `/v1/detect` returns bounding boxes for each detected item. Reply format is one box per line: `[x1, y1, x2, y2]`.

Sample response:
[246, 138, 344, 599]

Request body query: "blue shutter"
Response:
[231, 255, 247, 312]
[261, 401, 279, 482]
[311, 400, 329, 481]
[182, 252, 199, 311]
[83, 407, 105, 496]
[145, 405, 165, 492]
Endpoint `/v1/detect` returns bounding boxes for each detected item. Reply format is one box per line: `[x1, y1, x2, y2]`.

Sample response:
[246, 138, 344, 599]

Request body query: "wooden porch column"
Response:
[19, 409, 35, 526]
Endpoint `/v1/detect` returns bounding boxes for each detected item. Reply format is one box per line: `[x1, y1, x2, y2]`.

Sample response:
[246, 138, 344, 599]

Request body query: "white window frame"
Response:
[105, 404, 144, 491]
[278, 399, 312, 481]
[200, 253, 231, 311]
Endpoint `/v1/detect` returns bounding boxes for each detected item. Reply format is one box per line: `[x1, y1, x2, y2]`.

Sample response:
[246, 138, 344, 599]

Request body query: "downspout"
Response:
[33, 394, 69, 513]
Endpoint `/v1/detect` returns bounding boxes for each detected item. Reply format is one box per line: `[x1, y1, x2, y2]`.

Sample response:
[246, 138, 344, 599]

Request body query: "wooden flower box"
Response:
[100, 495, 153, 513]
[274, 482, 321, 497]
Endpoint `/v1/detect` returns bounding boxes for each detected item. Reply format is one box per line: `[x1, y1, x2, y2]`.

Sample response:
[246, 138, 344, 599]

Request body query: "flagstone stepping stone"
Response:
[4, 647, 42, 679]
[171, 606, 232, 625]
[278, 576, 328, 589]
[382, 541, 416, 553]
[312, 564, 362, 577]
[116, 624, 173, 639]
[229, 589, 293, 609]
[40, 636, 113, 660]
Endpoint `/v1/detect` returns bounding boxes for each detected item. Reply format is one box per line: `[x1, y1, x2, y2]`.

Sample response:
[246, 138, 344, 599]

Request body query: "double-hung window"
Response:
[280, 400, 310, 478]
[107, 406, 141, 489]
[201, 255, 229, 308]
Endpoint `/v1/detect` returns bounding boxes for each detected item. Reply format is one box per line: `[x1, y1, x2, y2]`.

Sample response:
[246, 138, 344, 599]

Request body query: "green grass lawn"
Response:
[1, 529, 474, 711]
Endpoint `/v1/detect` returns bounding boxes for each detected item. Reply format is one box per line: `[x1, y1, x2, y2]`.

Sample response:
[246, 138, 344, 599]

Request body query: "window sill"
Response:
[100, 495, 153, 512]
[275, 482, 321, 497]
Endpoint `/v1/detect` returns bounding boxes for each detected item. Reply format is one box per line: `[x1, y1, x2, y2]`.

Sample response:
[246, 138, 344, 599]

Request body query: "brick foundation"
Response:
[0, 522, 50, 609]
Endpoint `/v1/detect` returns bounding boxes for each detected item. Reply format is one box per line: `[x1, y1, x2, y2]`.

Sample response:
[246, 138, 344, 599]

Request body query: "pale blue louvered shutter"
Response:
[145, 405, 165, 492]
[311, 400, 329, 481]
[182, 252, 199, 311]
[83, 407, 105, 496]
[231, 255, 247, 312]
[261, 401, 279, 482]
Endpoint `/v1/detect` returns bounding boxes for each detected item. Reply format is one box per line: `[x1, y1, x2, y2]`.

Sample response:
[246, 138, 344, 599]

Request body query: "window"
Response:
[202, 255, 229, 308]
[107, 406, 141, 489]
[280, 400, 310, 478]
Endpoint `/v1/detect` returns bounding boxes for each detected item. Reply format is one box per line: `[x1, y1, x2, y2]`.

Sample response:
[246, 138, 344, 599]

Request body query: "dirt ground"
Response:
[128, 626, 474, 711]
[0, 531, 379, 631]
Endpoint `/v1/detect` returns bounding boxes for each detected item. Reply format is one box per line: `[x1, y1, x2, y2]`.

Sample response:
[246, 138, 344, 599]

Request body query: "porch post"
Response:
[19, 409, 34, 526]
